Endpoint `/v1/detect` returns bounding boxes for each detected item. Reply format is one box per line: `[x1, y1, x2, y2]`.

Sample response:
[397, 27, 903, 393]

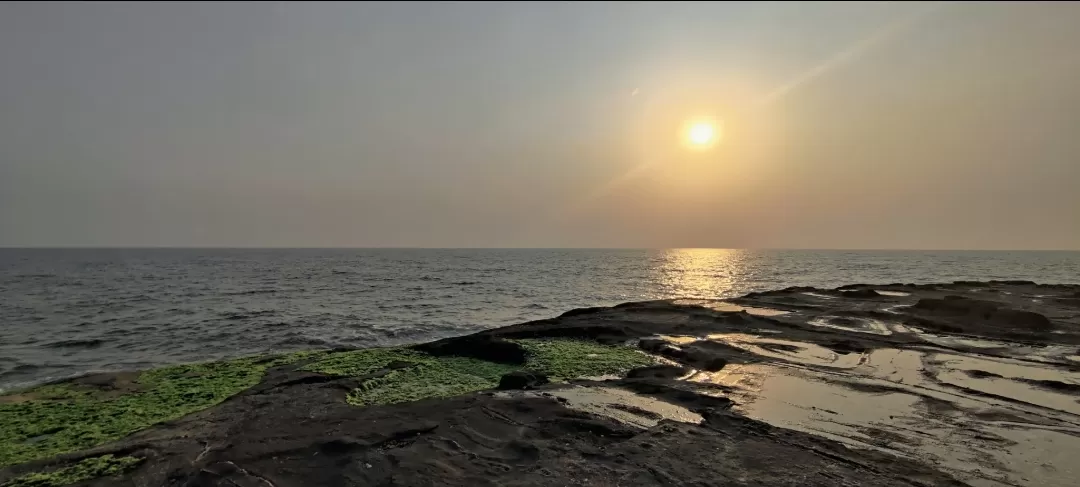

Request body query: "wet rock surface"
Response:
[4, 281, 1080, 487]
[496, 371, 549, 390]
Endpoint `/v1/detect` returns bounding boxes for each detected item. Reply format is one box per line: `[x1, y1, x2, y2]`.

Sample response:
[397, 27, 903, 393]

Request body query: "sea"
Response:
[2, 248, 1078, 392]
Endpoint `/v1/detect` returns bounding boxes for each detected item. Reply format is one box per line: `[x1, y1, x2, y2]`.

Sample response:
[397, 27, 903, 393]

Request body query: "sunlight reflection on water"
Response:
[649, 249, 754, 299]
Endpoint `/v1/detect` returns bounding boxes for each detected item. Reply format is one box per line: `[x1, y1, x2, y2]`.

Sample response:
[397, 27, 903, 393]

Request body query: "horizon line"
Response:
[1, 246, 1078, 252]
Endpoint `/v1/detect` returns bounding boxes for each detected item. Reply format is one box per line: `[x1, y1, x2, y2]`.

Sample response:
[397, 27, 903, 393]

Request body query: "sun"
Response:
[688, 123, 715, 145]
[682, 118, 721, 150]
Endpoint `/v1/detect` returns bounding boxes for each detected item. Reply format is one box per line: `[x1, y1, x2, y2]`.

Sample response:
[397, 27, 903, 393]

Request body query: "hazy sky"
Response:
[1, 2, 1078, 249]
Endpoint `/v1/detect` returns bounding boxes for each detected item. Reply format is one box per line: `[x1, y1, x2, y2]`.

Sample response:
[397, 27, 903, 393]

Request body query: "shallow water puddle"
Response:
[930, 353, 1080, 415]
[671, 330, 1080, 487]
[532, 385, 703, 429]
[655, 335, 699, 345]
[875, 290, 911, 297]
[889, 323, 914, 334]
[651, 322, 1080, 486]
[1017, 345, 1079, 364]
[913, 331, 1017, 350]
[688, 364, 919, 455]
[705, 333, 865, 369]
[686, 358, 1080, 487]
[911, 330, 1079, 366]
[882, 304, 912, 315]
[984, 426, 1080, 487]
[800, 292, 837, 300]
[673, 299, 790, 317]
[860, 349, 926, 385]
[807, 316, 893, 336]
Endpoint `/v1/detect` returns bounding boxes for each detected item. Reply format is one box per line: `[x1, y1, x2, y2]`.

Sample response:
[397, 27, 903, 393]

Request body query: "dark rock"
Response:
[681, 347, 728, 372]
[497, 371, 549, 390]
[412, 335, 526, 364]
[626, 365, 691, 380]
[636, 340, 727, 372]
[1017, 379, 1080, 395]
[965, 370, 1003, 379]
[994, 309, 1053, 330]
[386, 360, 417, 370]
[759, 343, 801, 353]
[638, 338, 671, 354]
[560, 306, 608, 317]
[914, 297, 1000, 315]
[913, 297, 1051, 331]
[823, 340, 869, 354]
[317, 437, 367, 454]
[840, 289, 881, 299]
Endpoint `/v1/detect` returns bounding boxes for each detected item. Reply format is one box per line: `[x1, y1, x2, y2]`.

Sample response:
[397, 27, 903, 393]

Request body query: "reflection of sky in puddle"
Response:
[801, 292, 836, 300]
[876, 290, 911, 297]
[913, 330, 1079, 366]
[862, 349, 925, 384]
[705, 333, 865, 368]
[807, 316, 893, 336]
[989, 427, 1080, 487]
[673, 299, 790, 317]
[913, 330, 1015, 349]
[646, 285, 1080, 487]
[656, 334, 699, 345]
[890, 323, 913, 334]
[538, 386, 703, 429]
[882, 304, 912, 315]
[931, 353, 1080, 415]
[688, 364, 918, 458]
[686, 349, 1080, 487]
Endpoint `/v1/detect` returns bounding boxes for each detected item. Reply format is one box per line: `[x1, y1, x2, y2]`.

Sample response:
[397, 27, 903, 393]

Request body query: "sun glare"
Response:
[688, 123, 715, 145]
[683, 119, 721, 150]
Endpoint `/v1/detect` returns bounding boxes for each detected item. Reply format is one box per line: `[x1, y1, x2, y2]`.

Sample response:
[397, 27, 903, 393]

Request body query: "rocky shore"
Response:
[2, 280, 1079, 487]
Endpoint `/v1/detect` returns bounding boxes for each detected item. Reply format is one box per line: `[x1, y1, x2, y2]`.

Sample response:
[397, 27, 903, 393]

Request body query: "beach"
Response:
[3, 280, 1079, 486]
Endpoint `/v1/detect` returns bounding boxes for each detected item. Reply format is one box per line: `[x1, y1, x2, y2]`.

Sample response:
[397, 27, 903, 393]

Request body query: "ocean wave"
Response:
[219, 310, 277, 320]
[223, 289, 279, 296]
[42, 338, 105, 349]
[272, 333, 347, 349]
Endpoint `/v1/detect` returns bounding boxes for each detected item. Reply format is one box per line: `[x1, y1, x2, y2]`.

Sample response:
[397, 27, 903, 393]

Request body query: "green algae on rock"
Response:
[302, 347, 521, 406]
[0, 339, 656, 467]
[516, 339, 657, 380]
[301, 347, 432, 377]
[304, 339, 658, 407]
[1, 454, 142, 487]
[0, 352, 318, 468]
[347, 357, 520, 407]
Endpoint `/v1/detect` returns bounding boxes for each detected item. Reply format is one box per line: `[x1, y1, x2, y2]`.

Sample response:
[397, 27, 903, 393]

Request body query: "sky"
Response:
[1, 1, 1078, 250]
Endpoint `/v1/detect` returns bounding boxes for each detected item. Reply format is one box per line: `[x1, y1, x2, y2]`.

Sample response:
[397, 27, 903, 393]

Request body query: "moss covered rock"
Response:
[1, 454, 141, 487]
[1, 338, 656, 469]
[0, 352, 319, 468]
[303, 339, 657, 407]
